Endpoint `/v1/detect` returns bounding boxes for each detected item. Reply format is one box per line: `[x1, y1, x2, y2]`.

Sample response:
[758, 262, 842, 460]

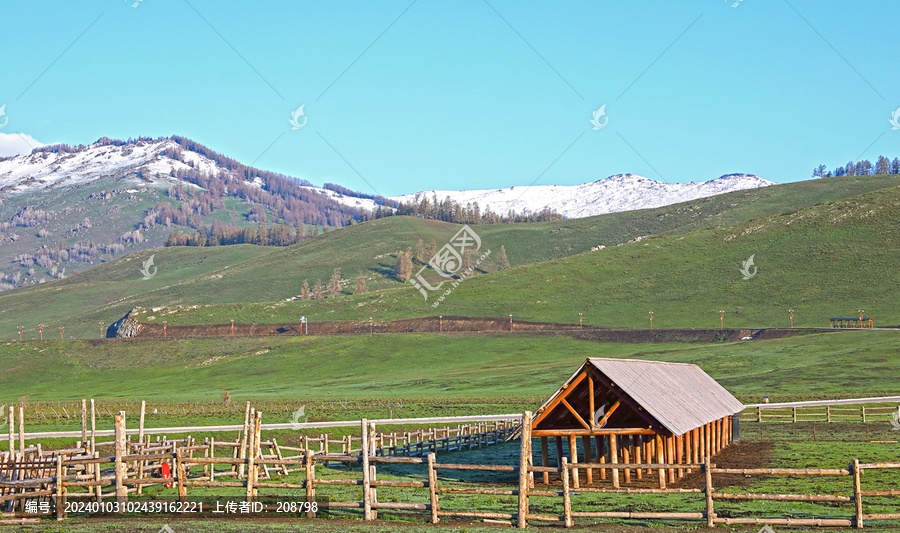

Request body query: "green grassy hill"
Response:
[135, 178, 900, 330]
[3, 173, 900, 338]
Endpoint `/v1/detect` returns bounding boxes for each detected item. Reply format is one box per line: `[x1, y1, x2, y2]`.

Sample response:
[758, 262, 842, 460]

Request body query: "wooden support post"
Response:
[427, 453, 439, 524]
[369, 422, 378, 520]
[138, 401, 146, 444]
[8, 405, 13, 453]
[517, 411, 532, 529]
[569, 435, 579, 489]
[594, 435, 604, 479]
[253, 411, 262, 498]
[94, 451, 101, 502]
[667, 436, 676, 483]
[582, 435, 593, 484]
[90, 399, 96, 454]
[81, 399, 87, 447]
[676, 434, 684, 478]
[635, 435, 643, 480]
[705, 456, 715, 528]
[853, 458, 863, 529]
[541, 437, 549, 484]
[705, 423, 711, 459]
[305, 451, 316, 518]
[555, 436, 564, 481]
[114, 411, 127, 504]
[18, 406, 24, 456]
[656, 434, 666, 489]
[622, 446, 631, 484]
[245, 413, 257, 502]
[361, 418, 372, 520]
[693, 427, 700, 465]
[609, 434, 619, 489]
[176, 450, 187, 504]
[238, 402, 251, 478]
[701, 422, 707, 458]
[55, 454, 66, 520]
[561, 456, 573, 528]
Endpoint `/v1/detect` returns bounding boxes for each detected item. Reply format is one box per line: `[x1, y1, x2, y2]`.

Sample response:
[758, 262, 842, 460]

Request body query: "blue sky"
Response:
[1, 1, 898, 196]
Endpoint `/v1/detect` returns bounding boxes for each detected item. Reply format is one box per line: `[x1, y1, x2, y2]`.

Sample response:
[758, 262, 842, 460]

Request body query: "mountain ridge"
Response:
[391, 172, 773, 219]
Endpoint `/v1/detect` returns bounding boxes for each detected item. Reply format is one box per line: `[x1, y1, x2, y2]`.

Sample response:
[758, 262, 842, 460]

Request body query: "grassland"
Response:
[2, 330, 898, 409]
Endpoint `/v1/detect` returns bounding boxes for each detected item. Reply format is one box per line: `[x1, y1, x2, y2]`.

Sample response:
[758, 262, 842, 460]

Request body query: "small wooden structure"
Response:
[529, 357, 744, 488]
[830, 317, 874, 329]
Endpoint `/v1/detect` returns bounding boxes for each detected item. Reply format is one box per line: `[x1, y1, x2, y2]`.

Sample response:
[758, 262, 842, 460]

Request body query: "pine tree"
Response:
[328, 268, 342, 298]
[812, 165, 827, 178]
[300, 279, 311, 300]
[355, 272, 368, 294]
[497, 245, 510, 270]
[875, 155, 891, 175]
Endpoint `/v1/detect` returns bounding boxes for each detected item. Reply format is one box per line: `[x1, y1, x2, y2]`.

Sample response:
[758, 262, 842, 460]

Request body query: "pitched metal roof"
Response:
[533, 358, 744, 437]
[587, 358, 744, 436]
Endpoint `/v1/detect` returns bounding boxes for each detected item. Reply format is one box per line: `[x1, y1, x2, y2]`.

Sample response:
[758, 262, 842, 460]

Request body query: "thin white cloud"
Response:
[0, 133, 47, 158]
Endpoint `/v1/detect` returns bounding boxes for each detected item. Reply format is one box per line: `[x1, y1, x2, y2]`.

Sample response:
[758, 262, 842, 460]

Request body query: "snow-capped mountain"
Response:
[0, 136, 371, 290]
[0, 138, 210, 194]
[391, 173, 774, 219]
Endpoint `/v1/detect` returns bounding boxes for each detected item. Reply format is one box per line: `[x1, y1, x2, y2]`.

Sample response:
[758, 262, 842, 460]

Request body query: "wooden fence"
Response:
[741, 404, 900, 424]
[2, 411, 900, 528]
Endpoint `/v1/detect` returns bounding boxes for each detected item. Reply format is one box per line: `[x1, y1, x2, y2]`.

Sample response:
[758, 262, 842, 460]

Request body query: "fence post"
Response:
[176, 449, 187, 504]
[305, 450, 316, 518]
[18, 406, 24, 457]
[517, 410, 532, 529]
[757, 406, 762, 423]
[361, 418, 372, 520]
[245, 414, 257, 502]
[238, 402, 250, 479]
[114, 411, 127, 504]
[81, 399, 87, 447]
[705, 456, 715, 528]
[427, 452, 439, 524]
[861, 407, 867, 423]
[852, 458, 863, 529]
[561, 456, 572, 528]
[369, 422, 378, 520]
[55, 454, 66, 521]
[827, 405, 832, 423]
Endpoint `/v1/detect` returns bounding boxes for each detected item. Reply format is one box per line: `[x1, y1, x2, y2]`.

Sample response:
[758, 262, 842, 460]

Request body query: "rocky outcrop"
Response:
[108, 310, 144, 338]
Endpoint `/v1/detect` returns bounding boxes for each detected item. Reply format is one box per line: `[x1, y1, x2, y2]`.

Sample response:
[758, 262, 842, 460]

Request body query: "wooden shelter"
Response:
[830, 317, 874, 329]
[529, 357, 744, 488]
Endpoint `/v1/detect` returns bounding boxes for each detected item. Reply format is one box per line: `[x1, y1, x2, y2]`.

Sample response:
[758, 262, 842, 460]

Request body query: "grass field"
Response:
[2, 330, 898, 409]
